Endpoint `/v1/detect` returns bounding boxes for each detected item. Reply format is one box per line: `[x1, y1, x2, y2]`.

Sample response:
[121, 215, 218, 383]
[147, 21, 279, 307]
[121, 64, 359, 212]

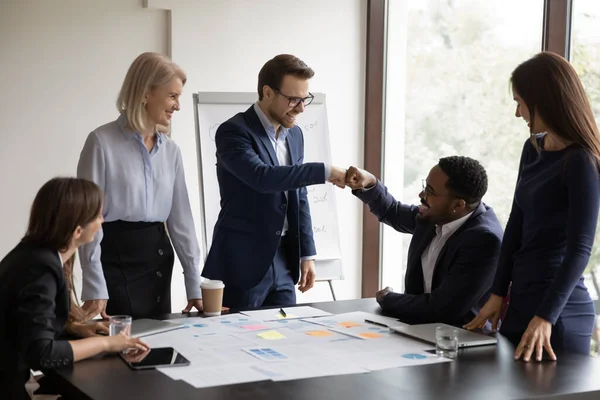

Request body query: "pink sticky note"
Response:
[241, 324, 269, 331]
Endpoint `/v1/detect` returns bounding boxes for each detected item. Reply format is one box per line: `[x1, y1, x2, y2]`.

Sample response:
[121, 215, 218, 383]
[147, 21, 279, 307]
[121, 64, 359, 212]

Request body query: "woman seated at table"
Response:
[0, 177, 149, 400]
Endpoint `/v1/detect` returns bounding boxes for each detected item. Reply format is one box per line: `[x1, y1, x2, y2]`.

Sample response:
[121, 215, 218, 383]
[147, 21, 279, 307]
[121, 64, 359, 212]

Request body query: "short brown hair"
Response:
[257, 54, 314, 100]
[511, 51, 600, 164]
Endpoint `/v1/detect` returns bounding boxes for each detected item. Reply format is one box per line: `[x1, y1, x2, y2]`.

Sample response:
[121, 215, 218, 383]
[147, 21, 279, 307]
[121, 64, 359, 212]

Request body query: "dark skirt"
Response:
[101, 221, 174, 319]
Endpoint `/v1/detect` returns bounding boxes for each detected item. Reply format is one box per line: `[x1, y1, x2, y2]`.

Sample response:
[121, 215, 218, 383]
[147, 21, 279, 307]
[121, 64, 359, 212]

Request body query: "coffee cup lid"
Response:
[200, 279, 225, 289]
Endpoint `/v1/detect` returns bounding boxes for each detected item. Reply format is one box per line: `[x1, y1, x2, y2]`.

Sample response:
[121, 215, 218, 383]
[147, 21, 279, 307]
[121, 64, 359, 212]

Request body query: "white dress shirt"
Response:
[421, 211, 473, 293]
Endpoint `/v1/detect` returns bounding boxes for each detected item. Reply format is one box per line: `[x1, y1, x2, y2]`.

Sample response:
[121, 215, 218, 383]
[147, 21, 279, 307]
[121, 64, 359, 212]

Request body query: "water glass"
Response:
[109, 315, 132, 336]
[436, 326, 459, 359]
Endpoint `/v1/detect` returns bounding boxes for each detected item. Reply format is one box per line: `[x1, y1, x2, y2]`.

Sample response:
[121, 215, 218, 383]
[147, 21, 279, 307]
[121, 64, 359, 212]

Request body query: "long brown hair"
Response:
[510, 51, 600, 164]
[22, 177, 103, 321]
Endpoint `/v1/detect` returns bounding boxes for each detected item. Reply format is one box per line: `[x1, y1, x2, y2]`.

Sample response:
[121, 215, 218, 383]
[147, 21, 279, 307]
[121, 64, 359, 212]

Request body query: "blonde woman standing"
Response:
[77, 52, 203, 319]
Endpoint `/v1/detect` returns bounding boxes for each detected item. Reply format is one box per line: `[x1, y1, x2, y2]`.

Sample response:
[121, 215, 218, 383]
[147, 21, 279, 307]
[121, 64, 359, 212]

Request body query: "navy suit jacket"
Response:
[202, 106, 326, 290]
[354, 182, 503, 327]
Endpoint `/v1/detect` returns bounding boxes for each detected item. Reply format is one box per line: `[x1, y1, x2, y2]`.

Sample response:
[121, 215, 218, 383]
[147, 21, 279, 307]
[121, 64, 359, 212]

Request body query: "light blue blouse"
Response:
[77, 114, 202, 301]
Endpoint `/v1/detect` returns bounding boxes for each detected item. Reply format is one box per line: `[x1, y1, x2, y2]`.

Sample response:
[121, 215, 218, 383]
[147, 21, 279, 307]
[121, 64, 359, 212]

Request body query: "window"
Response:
[571, 0, 600, 356]
[381, 0, 544, 291]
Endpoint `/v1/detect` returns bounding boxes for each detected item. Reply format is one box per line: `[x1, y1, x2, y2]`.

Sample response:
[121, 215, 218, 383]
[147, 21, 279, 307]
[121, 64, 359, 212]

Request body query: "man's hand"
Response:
[345, 166, 377, 190]
[298, 260, 316, 293]
[375, 286, 393, 304]
[328, 166, 347, 188]
[464, 294, 504, 332]
[81, 299, 109, 321]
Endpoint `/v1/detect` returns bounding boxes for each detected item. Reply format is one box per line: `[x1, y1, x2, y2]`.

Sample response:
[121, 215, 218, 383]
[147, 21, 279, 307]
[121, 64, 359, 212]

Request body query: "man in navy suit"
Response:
[202, 54, 346, 309]
[345, 156, 503, 327]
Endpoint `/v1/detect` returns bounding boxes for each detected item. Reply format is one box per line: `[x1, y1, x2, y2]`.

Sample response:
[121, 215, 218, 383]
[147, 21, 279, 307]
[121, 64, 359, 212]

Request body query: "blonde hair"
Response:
[116, 52, 186, 134]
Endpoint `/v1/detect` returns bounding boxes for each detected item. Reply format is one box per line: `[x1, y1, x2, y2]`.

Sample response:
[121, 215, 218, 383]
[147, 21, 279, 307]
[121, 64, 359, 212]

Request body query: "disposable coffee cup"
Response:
[200, 280, 225, 316]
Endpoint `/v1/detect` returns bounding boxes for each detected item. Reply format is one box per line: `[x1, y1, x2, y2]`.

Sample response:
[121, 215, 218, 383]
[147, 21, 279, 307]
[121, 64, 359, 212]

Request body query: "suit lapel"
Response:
[244, 106, 278, 166]
[413, 225, 436, 262]
[286, 130, 298, 165]
[430, 203, 486, 284]
[406, 224, 436, 292]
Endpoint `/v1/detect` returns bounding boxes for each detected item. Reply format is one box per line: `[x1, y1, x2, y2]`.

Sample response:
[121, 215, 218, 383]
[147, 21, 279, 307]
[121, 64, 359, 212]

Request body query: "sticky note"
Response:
[359, 332, 384, 339]
[257, 330, 286, 340]
[305, 330, 334, 337]
[275, 313, 298, 319]
[241, 324, 269, 331]
[338, 321, 362, 328]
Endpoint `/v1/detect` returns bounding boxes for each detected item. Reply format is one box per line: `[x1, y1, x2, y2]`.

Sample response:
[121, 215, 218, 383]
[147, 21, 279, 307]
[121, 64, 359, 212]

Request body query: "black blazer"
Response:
[354, 182, 503, 327]
[0, 241, 74, 399]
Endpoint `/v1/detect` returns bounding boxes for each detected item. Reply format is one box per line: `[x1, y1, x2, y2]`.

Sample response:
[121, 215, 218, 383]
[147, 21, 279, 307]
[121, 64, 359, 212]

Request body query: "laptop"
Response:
[389, 322, 497, 348]
[131, 319, 185, 338]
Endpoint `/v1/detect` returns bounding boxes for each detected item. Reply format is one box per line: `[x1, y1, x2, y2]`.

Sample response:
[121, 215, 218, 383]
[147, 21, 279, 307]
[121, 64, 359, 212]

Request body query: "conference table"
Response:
[45, 299, 600, 400]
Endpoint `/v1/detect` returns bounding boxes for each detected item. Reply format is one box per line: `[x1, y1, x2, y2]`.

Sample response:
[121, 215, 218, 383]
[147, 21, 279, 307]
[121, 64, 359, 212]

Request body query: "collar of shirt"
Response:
[253, 102, 289, 142]
[116, 113, 165, 151]
[434, 210, 474, 238]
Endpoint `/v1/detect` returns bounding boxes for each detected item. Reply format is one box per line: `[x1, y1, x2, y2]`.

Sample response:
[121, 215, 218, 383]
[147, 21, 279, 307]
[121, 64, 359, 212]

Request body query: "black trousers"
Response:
[101, 221, 174, 319]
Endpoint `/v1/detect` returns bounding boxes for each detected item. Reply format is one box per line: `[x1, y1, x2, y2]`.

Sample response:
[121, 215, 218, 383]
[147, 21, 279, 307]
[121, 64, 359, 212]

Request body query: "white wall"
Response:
[0, 0, 168, 300]
[0, 0, 366, 311]
[157, 0, 366, 304]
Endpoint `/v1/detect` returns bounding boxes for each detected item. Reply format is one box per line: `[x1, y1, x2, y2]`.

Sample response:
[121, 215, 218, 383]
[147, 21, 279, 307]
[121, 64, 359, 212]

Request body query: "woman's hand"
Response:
[514, 316, 557, 362]
[464, 294, 504, 332]
[182, 299, 229, 314]
[104, 332, 149, 353]
[66, 321, 109, 338]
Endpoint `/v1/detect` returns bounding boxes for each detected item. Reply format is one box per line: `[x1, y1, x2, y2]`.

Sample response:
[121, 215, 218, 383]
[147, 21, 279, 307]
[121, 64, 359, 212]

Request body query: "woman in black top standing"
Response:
[466, 52, 600, 361]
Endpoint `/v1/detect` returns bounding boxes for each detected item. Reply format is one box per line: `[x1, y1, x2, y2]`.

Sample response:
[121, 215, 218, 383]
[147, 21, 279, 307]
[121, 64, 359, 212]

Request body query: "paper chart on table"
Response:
[145, 310, 450, 388]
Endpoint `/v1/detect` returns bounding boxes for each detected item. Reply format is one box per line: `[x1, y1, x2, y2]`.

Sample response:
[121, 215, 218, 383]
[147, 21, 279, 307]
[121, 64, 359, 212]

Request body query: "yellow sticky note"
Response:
[305, 330, 334, 337]
[359, 332, 384, 339]
[275, 313, 298, 319]
[257, 330, 286, 340]
[338, 321, 362, 328]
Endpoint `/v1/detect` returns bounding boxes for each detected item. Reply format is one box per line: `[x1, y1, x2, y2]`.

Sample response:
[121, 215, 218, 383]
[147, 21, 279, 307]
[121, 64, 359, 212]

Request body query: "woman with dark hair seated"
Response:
[0, 177, 149, 399]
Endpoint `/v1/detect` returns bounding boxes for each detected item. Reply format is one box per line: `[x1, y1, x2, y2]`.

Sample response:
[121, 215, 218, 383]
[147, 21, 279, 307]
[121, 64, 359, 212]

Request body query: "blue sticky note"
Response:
[402, 353, 427, 360]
